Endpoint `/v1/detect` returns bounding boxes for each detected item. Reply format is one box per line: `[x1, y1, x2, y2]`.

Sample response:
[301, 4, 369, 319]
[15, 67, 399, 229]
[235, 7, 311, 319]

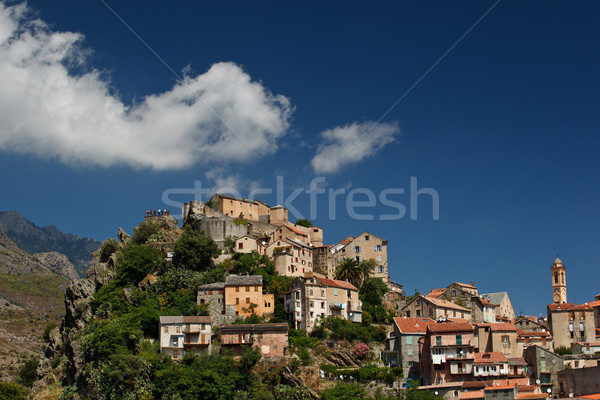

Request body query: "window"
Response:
[238, 242, 243, 249]
[176, 326, 180, 333]
[456, 335, 462, 345]
[254, 286, 259, 292]
[416, 310, 421, 317]
[235, 287, 239, 292]
[246, 297, 250, 304]
[365, 235, 370, 241]
[406, 311, 411, 317]
[310, 302, 314, 308]
[407, 348, 413, 356]
[406, 336, 413, 345]
[334, 289, 338, 296]
[378, 265, 384, 273]
[581, 311, 586, 320]
[502, 335, 509, 343]
[436, 336, 442, 346]
[377, 255, 382, 261]
[570, 312, 575, 320]
[246, 286, 250, 292]
[374, 244, 381, 251]
[321, 302, 325, 308]
[580, 322, 585, 332]
[354, 246, 361, 253]
[236, 298, 240, 304]
[163, 326, 168, 333]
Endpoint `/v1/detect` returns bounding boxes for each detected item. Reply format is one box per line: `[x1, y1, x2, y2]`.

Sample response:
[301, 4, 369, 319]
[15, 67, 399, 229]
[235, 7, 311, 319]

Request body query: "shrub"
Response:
[132, 221, 162, 245]
[18, 357, 38, 387]
[99, 238, 119, 262]
[172, 225, 219, 271]
[43, 322, 57, 342]
[0, 382, 27, 400]
[353, 342, 370, 360]
[116, 243, 164, 286]
[555, 346, 572, 355]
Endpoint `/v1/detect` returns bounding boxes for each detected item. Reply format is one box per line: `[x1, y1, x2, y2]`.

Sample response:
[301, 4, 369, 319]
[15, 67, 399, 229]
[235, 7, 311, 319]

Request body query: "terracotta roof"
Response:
[338, 236, 355, 245]
[575, 341, 600, 347]
[477, 323, 517, 332]
[484, 385, 515, 391]
[518, 385, 536, 392]
[462, 380, 528, 390]
[425, 296, 471, 312]
[480, 298, 497, 307]
[428, 288, 446, 298]
[517, 329, 551, 337]
[221, 323, 288, 333]
[428, 322, 474, 333]
[516, 394, 548, 399]
[587, 300, 600, 308]
[278, 224, 308, 236]
[581, 395, 600, 400]
[315, 277, 358, 291]
[462, 382, 488, 389]
[448, 318, 470, 324]
[548, 303, 594, 311]
[394, 317, 436, 334]
[474, 352, 508, 364]
[453, 282, 477, 289]
[460, 391, 485, 400]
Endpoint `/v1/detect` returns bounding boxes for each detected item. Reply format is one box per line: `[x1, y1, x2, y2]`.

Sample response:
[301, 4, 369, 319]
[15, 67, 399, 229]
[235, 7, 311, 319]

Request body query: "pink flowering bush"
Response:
[353, 342, 370, 360]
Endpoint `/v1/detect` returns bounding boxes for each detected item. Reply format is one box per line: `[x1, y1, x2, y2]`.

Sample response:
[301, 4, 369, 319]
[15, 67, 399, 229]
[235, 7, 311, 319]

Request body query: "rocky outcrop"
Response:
[320, 348, 360, 368]
[118, 227, 131, 244]
[64, 279, 95, 331]
[34, 251, 79, 280]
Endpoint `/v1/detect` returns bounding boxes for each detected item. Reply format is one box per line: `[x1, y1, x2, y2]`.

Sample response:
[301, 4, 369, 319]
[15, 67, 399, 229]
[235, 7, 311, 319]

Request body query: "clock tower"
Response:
[551, 257, 567, 304]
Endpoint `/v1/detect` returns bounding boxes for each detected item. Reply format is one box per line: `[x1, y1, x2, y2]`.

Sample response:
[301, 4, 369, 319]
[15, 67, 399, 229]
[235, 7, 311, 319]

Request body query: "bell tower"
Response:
[551, 257, 567, 304]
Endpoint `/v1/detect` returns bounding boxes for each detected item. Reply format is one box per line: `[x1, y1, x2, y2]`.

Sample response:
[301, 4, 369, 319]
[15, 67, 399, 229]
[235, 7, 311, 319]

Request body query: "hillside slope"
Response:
[0, 229, 68, 382]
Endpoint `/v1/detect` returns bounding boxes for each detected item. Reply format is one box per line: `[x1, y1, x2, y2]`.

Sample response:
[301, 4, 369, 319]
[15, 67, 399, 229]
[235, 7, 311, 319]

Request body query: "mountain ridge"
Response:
[0, 211, 102, 277]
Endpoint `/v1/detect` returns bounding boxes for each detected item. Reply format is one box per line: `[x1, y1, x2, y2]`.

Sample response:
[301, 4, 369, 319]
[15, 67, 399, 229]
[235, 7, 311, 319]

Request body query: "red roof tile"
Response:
[425, 296, 471, 312]
[548, 303, 594, 311]
[314, 277, 358, 291]
[460, 391, 485, 400]
[516, 394, 548, 399]
[484, 385, 515, 391]
[581, 394, 600, 400]
[428, 288, 446, 298]
[284, 225, 308, 236]
[474, 352, 509, 364]
[477, 323, 517, 332]
[517, 329, 551, 337]
[427, 322, 474, 333]
[453, 282, 477, 289]
[393, 317, 436, 334]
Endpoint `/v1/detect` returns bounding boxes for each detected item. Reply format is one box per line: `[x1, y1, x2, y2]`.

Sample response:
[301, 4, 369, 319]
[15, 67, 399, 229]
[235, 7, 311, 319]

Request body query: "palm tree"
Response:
[359, 259, 377, 284]
[335, 258, 363, 287]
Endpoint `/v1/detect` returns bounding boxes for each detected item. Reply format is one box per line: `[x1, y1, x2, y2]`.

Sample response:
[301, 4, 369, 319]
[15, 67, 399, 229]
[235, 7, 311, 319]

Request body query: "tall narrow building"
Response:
[551, 257, 567, 304]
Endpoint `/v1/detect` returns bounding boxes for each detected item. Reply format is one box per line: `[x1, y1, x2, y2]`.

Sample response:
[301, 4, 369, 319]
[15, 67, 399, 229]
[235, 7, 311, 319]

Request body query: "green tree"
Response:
[173, 225, 219, 271]
[294, 219, 312, 228]
[335, 258, 362, 287]
[359, 259, 377, 285]
[18, 357, 39, 387]
[116, 243, 164, 285]
[554, 346, 572, 355]
[360, 277, 388, 306]
[320, 382, 369, 400]
[99, 237, 119, 262]
[132, 221, 162, 245]
[224, 235, 237, 253]
[0, 382, 27, 400]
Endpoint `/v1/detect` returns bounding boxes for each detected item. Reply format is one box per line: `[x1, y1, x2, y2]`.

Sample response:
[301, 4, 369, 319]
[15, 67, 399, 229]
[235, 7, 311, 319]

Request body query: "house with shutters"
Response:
[220, 323, 289, 358]
[421, 323, 476, 385]
[159, 316, 212, 359]
[266, 237, 313, 277]
[284, 275, 361, 331]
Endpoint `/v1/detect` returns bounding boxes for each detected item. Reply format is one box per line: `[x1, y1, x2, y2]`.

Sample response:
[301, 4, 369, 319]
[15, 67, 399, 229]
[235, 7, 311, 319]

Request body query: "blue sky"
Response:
[0, 0, 599, 316]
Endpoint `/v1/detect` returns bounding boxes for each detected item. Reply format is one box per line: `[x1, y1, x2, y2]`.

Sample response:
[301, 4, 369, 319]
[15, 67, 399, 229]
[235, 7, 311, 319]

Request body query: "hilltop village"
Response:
[32, 193, 600, 400]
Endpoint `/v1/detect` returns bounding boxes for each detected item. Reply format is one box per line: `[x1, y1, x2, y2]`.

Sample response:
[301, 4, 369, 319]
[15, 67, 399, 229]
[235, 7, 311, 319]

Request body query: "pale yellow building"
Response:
[331, 231, 389, 282]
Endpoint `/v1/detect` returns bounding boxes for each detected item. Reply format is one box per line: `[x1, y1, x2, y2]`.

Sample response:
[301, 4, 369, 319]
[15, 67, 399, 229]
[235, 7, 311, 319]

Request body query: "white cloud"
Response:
[0, 2, 292, 170]
[311, 121, 399, 174]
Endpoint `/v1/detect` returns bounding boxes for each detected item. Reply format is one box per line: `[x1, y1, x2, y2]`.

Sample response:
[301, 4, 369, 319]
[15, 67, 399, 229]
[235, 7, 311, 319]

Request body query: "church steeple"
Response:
[551, 257, 567, 304]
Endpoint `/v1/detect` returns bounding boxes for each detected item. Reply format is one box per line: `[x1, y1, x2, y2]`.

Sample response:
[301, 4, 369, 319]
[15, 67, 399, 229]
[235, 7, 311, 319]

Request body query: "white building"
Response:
[159, 316, 212, 359]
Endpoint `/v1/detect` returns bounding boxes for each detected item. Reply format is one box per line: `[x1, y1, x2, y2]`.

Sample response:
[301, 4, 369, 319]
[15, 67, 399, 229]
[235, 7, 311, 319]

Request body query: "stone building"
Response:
[422, 323, 476, 385]
[266, 238, 313, 277]
[284, 275, 361, 331]
[220, 323, 289, 358]
[234, 235, 267, 255]
[330, 232, 389, 282]
[159, 316, 212, 359]
[514, 316, 548, 333]
[312, 245, 336, 278]
[481, 292, 515, 322]
[557, 365, 600, 397]
[401, 295, 472, 321]
[523, 344, 564, 395]
[547, 303, 596, 349]
[390, 317, 436, 382]
[197, 275, 274, 326]
[208, 193, 288, 225]
[473, 352, 509, 379]
[516, 330, 553, 353]
[475, 323, 519, 358]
